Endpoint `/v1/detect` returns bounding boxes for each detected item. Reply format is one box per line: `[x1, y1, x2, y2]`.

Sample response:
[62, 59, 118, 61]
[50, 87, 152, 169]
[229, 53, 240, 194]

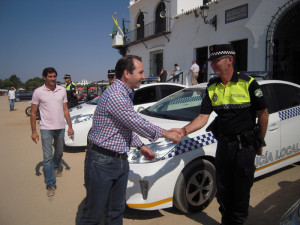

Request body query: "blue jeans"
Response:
[80, 148, 129, 225]
[40, 129, 64, 188]
[9, 99, 15, 111]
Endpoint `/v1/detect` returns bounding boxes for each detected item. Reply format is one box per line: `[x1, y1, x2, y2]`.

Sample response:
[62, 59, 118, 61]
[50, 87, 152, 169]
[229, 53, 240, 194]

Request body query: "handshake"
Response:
[139, 127, 188, 161]
[162, 127, 188, 144]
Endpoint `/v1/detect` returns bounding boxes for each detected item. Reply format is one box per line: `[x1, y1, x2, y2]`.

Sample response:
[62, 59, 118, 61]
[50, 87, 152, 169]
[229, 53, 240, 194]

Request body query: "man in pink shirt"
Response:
[30, 67, 74, 197]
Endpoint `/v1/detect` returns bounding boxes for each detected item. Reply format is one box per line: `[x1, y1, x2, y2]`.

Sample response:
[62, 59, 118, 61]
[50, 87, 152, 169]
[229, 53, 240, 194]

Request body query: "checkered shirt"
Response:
[89, 79, 162, 153]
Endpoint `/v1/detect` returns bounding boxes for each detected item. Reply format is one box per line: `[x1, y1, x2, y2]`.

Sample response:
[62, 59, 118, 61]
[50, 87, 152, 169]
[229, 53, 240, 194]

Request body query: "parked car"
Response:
[125, 80, 300, 213]
[280, 198, 300, 225]
[64, 83, 185, 147]
[15, 91, 33, 102]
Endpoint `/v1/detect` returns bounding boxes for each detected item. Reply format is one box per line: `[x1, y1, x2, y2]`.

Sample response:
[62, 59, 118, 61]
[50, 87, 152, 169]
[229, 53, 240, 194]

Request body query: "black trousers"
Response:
[215, 138, 256, 225]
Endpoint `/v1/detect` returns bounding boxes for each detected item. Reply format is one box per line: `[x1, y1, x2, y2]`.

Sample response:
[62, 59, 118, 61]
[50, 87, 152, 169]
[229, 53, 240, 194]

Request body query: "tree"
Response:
[1, 79, 14, 89]
[9, 75, 23, 89]
[24, 77, 44, 90]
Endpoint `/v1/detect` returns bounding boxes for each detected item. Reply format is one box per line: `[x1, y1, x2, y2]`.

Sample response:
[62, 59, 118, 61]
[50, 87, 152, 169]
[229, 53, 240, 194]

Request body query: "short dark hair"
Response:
[115, 55, 142, 79]
[42, 67, 57, 78]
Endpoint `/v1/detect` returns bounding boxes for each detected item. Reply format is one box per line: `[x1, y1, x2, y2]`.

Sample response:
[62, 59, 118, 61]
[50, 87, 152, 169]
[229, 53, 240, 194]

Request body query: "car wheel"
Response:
[25, 106, 31, 116]
[15, 97, 20, 102]
[173, 158, 216, 213]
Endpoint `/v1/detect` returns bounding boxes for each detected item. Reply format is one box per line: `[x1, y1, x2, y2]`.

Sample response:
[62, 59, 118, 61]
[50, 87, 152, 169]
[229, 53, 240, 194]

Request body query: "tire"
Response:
[15, 97, 20, 102]
[25, 106, 31, 117]
[173, 158, 216, 213]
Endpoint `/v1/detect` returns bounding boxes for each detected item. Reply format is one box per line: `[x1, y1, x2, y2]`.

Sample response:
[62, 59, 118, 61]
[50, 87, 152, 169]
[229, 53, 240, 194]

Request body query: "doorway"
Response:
[150, 51, 163, 77]
[196, 46, 208, 82]
[231, 39, 248, 72]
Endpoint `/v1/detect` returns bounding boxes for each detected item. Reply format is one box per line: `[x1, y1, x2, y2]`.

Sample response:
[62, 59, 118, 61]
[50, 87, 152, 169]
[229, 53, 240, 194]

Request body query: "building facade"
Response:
[113, 0, 300, 85]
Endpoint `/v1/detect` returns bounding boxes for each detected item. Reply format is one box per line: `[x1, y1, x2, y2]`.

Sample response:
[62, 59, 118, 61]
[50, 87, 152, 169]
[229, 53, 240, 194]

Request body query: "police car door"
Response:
[254, 83, 281, 177]
[270, 83, 300, 168]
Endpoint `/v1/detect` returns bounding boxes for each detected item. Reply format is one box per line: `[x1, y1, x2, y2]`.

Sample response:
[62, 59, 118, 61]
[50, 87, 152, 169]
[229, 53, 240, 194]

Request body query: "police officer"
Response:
[172, 44, 269, 225]
[64, 74, 78, 108]
[106, 69, 116, 89]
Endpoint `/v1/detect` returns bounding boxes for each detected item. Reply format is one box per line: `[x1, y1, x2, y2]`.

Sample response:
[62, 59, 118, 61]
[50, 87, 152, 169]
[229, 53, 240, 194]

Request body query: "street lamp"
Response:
[200, 5, 217, 31]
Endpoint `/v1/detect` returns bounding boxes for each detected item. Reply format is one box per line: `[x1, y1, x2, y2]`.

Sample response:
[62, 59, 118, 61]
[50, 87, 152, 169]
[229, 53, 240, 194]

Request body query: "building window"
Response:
[136, 13, 144, 40]
[155, 2, 166, 34]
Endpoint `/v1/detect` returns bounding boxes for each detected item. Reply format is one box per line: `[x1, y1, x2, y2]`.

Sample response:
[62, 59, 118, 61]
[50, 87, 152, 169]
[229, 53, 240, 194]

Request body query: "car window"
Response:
[141, 88, 206, 121]
[160, 85, 184, 99]
[260, 84, 276, 114]
[269, 83, 300, 112]
[133, 86, 157, 105]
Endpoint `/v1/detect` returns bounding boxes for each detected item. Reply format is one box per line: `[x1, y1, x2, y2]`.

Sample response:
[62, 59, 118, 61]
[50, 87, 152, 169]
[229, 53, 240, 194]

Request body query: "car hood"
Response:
[69, 103, 97, 116]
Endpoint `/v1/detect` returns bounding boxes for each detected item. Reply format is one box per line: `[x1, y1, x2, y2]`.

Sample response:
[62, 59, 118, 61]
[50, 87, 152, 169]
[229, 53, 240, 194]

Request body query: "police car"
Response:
[64, 83, 185, 147]
[126, 80, 300, 213]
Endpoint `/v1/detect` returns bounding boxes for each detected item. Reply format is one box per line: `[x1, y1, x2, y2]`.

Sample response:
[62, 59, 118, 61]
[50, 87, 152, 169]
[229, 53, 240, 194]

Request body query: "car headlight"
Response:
[128, 140, 176, 164]
[70, 114, 93, 124]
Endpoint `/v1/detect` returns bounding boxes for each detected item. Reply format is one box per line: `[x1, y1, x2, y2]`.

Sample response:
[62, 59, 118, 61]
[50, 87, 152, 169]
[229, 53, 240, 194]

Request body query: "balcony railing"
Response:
[125, 18, 171, 45]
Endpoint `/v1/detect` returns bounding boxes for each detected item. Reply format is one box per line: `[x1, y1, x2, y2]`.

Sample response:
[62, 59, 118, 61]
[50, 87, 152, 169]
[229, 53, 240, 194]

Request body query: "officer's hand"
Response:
[256, 147, 263, 155]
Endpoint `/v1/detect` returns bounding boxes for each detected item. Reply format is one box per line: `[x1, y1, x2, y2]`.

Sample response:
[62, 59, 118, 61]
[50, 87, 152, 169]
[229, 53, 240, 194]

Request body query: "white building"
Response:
[112, 0, 300, 85]
[76, 79, 89, 86]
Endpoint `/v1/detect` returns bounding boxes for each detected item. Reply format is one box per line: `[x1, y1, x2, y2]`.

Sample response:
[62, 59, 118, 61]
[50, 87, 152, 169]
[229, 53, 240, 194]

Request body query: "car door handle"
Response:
[269, 123, 279, 131]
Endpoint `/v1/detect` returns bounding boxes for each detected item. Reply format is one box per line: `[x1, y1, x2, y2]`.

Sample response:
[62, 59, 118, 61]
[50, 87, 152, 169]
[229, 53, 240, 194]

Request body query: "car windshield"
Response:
[87, 97, 100, 105]
[140, 88, 206, 121]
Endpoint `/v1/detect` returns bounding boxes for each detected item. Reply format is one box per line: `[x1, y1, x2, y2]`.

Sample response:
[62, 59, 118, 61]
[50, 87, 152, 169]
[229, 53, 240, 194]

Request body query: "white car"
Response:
[64, 83, 185, 147]
[126, 80, 300, 213]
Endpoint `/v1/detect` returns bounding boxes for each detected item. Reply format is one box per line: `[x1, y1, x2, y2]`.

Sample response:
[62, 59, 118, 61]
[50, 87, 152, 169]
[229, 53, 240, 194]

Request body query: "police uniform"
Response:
[201, 44, 268, 225]
[64, 74, 78, 108]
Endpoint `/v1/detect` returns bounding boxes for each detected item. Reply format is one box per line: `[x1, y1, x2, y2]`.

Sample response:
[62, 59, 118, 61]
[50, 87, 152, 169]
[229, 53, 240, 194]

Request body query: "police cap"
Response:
[63, 74, 71, 79]
[107, 69, 116, 78]
[208, 44, 235, 61]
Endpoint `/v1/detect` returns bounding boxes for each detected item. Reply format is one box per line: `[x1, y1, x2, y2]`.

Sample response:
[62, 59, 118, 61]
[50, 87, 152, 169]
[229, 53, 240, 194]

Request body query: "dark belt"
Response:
[219, 134, 240, 142]
[90, 144, 128, 159]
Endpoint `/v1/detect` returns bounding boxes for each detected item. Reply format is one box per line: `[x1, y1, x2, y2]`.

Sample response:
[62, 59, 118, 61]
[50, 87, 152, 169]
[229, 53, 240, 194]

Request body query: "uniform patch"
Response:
[212, 93, 218, 102]
[254, 89, 263, 98]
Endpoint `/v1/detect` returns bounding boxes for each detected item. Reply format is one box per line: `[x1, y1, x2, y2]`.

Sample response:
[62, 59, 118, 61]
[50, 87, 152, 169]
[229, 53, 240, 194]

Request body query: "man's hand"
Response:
[31, 132, 39, 143]
[139, 145, 155, 160]
[68, 127, 74, 139]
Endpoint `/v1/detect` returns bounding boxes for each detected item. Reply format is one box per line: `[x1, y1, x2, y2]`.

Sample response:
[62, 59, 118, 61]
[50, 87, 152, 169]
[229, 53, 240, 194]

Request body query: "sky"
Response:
[0, 0, 130, 83]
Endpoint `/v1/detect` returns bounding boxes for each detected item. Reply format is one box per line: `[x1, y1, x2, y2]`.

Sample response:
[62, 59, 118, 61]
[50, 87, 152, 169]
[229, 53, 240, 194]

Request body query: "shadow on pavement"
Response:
[247, 178, 300, 225]
[35, 159, 71, 176]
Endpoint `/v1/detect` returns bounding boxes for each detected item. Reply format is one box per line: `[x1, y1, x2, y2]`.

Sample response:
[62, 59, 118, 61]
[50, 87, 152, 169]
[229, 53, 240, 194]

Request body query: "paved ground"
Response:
[0, 96, 299, 225]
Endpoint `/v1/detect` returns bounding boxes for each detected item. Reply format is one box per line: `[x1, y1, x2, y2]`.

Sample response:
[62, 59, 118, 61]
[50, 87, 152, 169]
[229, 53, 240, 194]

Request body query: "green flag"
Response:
[112, 12, 118, 38]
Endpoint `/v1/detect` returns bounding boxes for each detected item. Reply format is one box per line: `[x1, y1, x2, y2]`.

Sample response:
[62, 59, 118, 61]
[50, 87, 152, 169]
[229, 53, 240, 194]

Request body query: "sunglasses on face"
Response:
[209, 56, 229, 64]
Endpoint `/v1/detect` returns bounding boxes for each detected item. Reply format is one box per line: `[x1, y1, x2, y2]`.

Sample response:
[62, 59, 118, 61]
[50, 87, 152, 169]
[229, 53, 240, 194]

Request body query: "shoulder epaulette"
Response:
[237, 73, 251, 82]
[207, 77, 220, 87]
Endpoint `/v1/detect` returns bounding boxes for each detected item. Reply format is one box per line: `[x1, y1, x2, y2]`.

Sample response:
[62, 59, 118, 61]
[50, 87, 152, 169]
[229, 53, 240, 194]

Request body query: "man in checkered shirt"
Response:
[80, 55, 180, 225]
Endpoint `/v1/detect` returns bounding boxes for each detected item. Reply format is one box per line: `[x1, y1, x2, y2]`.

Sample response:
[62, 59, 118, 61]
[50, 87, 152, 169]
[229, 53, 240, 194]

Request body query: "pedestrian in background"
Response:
[80, 55, 180, 225]
[159, 66, 168, 82]
[64, 74, 78, 108]
[188, 60, 200, 85]
[30, 67, 74, 197]
[171, 44, 269, 225]
[8, 86, 16, 111]
[171, 63, 181, 83]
